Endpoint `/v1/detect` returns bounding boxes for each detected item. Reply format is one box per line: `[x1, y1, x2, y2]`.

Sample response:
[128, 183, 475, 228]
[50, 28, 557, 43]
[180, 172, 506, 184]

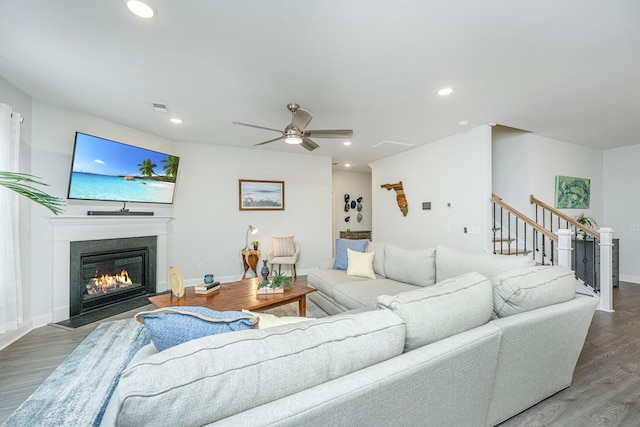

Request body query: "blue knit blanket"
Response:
[2, 319, 150, 427]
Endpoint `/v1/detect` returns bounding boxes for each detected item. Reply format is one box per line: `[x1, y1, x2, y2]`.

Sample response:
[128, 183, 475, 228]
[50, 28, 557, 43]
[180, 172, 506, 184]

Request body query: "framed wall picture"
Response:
[239, 179, 285, 211]
[554, 175, 590, 209]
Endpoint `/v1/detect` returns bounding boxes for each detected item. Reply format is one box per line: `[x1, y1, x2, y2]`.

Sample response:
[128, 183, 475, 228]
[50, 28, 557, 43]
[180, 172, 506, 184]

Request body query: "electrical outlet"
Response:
[198, 263, 203, 270]
[630, 225, 640, 232]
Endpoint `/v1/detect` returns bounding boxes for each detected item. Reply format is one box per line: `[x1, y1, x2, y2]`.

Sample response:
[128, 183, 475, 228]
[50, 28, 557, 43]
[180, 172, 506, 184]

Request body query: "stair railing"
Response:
[491, 194, 557, 265]
[529, 195, 599, 240]
[529, 195, 600, 289]
[530, 194, 614, 312]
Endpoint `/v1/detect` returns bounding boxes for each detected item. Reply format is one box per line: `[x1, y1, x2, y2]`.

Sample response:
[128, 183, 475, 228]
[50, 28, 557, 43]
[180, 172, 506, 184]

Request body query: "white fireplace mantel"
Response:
[49, 216, 172, 322]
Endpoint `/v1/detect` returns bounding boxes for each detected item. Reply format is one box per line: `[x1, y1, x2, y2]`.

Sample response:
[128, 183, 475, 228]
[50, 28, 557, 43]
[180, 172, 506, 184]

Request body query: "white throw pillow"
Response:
[273, 236, 295, 257]
[242, 310, 312, 328]
[346, 248, 376, 279]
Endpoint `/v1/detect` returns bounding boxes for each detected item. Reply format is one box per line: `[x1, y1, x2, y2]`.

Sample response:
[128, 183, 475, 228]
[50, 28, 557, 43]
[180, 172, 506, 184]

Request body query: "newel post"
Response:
[598, 227, 615, 312]
[556, 229, 573, 269]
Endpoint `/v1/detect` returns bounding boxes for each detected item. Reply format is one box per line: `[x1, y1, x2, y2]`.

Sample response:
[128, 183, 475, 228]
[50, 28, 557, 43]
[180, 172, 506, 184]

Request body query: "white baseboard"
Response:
[32, 313, 53, 329]
[0, 320, 34, 352]
[620, 274, 640, 284]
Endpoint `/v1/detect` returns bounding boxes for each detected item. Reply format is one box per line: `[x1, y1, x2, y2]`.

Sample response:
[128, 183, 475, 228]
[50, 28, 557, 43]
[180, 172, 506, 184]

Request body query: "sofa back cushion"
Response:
[384, 244, 436, 287]
[377, 271, 493, 352]
[435, 245, 534, 282]
[492, 266, 577, 317]
[367, 241, 386, 277]
[111, 310, 406, 426]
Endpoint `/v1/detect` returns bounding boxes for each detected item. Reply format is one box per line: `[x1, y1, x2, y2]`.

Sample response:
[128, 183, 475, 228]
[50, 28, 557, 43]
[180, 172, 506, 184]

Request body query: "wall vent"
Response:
[152, 102, 169, 113]
[372, 140, 414, 151]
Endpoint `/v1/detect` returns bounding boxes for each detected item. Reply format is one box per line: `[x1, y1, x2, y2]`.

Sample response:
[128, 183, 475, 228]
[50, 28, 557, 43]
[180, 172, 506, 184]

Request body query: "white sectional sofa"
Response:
[96, 242, 598, 426]
[308, 242, 536, 314]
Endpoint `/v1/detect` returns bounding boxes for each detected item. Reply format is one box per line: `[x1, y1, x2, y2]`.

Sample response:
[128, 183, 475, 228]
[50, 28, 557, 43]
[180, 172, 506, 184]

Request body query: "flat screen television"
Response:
[67, 132, 180, 205]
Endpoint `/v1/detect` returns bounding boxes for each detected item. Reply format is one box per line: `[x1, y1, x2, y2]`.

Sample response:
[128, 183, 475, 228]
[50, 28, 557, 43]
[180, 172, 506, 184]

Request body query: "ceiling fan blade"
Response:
[304, 129, 353, 138]
[233, 121, 284, 134]
[291, 108, 313, 132]
[255, 136, 284, 146]
[300, 136, 320, 151]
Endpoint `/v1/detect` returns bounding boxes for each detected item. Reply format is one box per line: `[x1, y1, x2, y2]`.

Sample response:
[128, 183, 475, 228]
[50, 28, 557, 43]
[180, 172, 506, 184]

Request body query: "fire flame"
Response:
[92, 269, 133, 292]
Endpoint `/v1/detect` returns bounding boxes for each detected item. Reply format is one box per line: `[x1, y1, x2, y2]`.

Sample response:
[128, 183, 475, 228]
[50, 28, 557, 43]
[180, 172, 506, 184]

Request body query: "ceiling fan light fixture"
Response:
[125, 0, 157, 18]
[284, 135, 302, 144]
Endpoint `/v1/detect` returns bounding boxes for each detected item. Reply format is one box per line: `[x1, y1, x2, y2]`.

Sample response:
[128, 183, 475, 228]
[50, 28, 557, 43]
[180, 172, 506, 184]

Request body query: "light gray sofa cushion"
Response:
[491, 266, 577, 317]
[307, 268, 380, 299]
[377, 272, 493, 351]
[367, 241, 387, 277]
[110, 310, 406, 426]
[333, 279, 422, 311]
[384, 244, 436, 287]
[435, 244, 534, 282]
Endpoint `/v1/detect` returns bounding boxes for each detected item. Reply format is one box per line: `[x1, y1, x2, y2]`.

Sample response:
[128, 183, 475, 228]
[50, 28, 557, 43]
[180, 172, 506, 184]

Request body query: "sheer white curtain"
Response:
[0, 103, 24, 334]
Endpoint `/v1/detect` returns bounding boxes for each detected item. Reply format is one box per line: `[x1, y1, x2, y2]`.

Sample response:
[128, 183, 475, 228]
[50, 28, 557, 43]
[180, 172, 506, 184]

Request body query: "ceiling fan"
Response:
[233, 103, 353, 151]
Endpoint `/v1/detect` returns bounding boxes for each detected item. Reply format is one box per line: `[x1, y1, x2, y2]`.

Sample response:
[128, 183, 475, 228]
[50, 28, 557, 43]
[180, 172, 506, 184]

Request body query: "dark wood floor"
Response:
[499, 282, 640, 427]
[1, 281, 640, 425]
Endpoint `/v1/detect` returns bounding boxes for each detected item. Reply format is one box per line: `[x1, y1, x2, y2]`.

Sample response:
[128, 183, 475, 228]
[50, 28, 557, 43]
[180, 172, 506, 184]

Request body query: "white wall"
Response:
[332, 170, 372, 239]
[492, 128, 603, 225]
[370, 125, 493, 251]
[23, 101, 332, 326]
[170, 142, 332, 281]
[492, 126, 530, 214]
[526, 134, 603, 226]
[604, 145, 640, 283]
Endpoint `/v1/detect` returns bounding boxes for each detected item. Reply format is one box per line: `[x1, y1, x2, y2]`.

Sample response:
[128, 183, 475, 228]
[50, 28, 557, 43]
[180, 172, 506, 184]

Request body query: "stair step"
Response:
[493, 238, 515, 243]
[495, 249, 532, 256]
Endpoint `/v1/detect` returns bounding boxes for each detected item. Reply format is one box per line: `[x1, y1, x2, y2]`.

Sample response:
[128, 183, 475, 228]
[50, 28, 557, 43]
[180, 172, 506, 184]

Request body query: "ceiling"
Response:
[1, 1, 639, 173]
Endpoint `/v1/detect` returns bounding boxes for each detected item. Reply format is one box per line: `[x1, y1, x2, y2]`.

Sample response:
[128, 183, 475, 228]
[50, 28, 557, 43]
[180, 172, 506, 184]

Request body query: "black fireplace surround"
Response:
[69, 236, 157, 317]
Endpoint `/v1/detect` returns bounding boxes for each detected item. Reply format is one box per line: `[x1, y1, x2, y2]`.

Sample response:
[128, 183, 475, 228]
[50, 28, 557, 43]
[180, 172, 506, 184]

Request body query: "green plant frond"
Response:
[0, 171, 65, 215]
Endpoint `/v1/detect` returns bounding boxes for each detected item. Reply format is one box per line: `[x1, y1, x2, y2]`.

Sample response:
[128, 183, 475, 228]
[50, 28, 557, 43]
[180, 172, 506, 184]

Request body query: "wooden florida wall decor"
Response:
[380, 181, 408, 216]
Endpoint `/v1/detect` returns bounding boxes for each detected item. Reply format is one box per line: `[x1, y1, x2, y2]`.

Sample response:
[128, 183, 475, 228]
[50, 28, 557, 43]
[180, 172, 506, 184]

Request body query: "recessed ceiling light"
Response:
[458, 120, 469, 126]
[343, 141, 352, 146]
[437, 86, 454, 96]
[170, 118, 182, 124]
[125, 0, 156, 19]
[345, 163, 351, 168]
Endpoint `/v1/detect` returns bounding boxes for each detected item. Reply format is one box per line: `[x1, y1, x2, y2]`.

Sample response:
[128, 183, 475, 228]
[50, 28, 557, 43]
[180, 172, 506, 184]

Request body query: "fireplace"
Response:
[69, 236, 157, 317]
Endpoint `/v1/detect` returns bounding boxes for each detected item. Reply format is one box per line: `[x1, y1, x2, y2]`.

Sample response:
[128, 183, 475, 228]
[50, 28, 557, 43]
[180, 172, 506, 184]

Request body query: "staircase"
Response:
[491, 194, 615, 312]
[491, 194, 555, 265]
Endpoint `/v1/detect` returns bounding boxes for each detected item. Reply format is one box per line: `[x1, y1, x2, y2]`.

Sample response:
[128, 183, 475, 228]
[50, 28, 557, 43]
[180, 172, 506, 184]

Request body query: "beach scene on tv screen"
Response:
[68, 133, 179, 204]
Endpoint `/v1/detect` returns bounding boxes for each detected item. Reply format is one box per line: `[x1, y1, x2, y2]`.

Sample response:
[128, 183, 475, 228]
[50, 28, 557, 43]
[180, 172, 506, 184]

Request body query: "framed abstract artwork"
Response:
[554, 175, 590, 209]
[239, 179, 285, 211]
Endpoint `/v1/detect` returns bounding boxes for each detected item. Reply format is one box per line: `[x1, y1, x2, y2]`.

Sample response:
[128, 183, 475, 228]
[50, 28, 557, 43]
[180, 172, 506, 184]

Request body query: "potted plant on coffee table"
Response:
[256, 271, 291, 294]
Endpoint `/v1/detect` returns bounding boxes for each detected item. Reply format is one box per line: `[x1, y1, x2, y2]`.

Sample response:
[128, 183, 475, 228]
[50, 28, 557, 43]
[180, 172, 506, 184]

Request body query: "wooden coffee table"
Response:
[148, 277, 317, 317]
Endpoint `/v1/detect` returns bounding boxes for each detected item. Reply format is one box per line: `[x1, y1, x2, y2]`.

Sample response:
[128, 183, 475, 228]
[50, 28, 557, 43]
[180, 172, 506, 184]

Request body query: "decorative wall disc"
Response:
[350, 200, 356, 209]
[344, 215, 350, 223]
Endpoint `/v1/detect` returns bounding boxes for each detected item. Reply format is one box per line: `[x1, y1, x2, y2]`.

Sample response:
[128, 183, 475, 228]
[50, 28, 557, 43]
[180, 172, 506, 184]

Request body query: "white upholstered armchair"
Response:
[267, 237, 300, 280]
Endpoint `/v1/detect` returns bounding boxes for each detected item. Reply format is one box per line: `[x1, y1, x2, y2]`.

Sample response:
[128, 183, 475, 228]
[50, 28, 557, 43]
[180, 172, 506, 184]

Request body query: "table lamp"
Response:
[245, 225, 258, 250]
